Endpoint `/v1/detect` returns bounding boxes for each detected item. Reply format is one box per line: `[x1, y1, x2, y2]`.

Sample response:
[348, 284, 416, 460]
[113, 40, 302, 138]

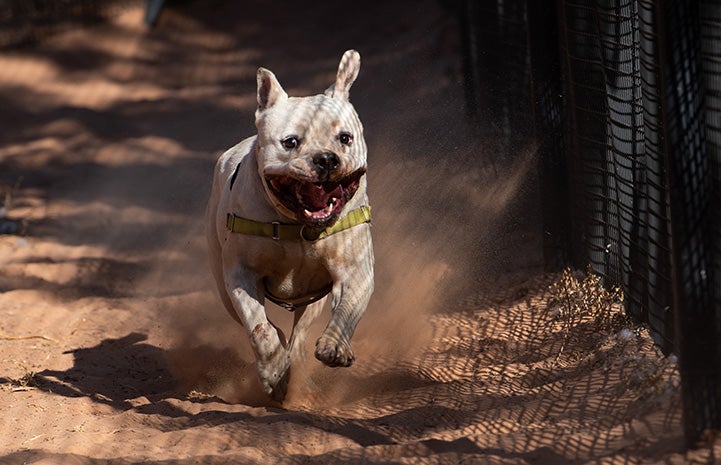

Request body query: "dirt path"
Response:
[0, 1, 712, 463]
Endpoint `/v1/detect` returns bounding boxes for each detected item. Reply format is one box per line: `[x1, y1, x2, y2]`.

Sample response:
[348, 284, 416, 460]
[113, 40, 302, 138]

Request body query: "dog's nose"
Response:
[312, 152, 340, 175]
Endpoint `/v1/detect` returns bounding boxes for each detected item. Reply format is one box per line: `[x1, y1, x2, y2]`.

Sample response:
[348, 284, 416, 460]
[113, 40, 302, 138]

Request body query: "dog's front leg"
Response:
[315, 256, 374, 367]
[224, 267, 290, 400]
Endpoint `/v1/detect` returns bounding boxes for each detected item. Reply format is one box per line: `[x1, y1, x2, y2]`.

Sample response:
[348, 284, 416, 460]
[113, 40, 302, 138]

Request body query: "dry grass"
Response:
[543, 267, 679, 405]
[1, 361, 41, 392]
[546, 266, 630, 361]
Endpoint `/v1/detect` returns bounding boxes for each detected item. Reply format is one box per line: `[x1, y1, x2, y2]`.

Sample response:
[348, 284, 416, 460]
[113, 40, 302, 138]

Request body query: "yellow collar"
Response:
[226, 205, 371, 241]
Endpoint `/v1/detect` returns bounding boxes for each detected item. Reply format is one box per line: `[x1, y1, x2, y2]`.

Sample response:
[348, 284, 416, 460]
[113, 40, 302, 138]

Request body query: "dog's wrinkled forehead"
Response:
[257, 95, 364, 148]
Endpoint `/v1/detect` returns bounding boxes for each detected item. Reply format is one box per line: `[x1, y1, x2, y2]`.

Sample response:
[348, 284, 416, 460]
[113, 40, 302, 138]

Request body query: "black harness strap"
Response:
[263, 279, 333, 311]
[229, 161, 241, 190]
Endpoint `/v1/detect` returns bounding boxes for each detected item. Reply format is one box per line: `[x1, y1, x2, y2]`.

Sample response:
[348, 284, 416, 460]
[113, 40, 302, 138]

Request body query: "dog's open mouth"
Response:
[266, 170, 365, 226]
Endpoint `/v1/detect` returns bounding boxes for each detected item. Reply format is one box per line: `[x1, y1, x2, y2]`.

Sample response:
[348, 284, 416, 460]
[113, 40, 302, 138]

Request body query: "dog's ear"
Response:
[324, 50, 361, 101]
[257, 68, 288, 111]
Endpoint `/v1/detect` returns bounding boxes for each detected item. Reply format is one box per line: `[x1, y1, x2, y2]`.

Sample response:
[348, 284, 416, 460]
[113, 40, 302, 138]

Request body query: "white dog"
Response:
[205, 50, 374, 400]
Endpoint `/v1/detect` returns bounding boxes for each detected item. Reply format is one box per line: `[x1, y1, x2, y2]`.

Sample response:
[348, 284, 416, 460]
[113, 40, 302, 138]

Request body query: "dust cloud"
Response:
[158, 131, 540, 408]
[153, 19, 541, 407]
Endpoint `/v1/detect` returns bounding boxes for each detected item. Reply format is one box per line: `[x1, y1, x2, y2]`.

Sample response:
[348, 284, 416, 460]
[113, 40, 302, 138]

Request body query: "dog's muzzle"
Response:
[265, 169, 365, 227]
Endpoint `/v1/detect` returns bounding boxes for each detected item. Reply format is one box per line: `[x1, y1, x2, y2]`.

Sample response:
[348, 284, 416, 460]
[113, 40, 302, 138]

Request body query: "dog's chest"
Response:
[250, 241, 332, 300]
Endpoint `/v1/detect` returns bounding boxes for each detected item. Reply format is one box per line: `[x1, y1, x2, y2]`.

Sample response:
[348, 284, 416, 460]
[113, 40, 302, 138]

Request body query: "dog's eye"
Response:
[281, 136, 300, 150]
[338, 132, 353, 146]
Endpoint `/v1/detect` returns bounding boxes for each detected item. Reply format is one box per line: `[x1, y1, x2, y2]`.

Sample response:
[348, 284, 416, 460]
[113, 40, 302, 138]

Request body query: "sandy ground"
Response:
[0, 1, 718, 463]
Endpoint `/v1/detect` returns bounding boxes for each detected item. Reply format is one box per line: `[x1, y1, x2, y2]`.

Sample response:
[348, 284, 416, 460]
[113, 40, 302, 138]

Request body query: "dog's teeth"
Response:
[302, 202, 336, 219]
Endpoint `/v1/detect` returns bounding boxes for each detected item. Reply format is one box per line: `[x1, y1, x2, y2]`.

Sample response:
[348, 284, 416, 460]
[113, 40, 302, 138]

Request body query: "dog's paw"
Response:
[267, 367, 291, 402]
[256, 355, 291, 401]
[315, 334, 355, 367]
[251, 322, 292, 401]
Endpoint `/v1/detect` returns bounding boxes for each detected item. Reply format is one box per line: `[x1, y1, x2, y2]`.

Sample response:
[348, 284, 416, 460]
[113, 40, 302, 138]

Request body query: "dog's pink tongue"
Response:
[298, 182, 343, 210]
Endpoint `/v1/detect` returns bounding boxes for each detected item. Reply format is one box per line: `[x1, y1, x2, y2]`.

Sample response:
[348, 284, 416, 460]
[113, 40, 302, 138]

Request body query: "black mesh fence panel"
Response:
[655, 0, 721, 445]
[460, 0, 721, 446]
[527, 1, 570, 271]
[455, 0, 532, 164]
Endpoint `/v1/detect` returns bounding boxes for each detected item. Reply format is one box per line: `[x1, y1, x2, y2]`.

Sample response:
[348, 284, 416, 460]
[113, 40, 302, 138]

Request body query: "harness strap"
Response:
[226, 205, 371, 241]
[263, 280, 333, 311]
[229, 161, 242, 190]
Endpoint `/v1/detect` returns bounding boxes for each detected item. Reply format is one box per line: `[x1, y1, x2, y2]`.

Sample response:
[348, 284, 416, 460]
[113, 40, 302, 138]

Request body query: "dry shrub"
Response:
[546, 265, 630, 360]
[541, 267, 679, 406]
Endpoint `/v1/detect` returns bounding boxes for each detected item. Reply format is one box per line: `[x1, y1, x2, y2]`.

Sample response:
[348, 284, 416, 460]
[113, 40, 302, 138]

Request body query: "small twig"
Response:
[0, 334, 57, 342]
[11, 386, 36, 392]
[22, 433, 45, 445]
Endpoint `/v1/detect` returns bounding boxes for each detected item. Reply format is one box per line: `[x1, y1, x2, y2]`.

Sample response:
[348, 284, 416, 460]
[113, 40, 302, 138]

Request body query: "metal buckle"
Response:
[299, 225, 322, 242]
[271, 221, 280, 240]
[362, 206, 371, 222]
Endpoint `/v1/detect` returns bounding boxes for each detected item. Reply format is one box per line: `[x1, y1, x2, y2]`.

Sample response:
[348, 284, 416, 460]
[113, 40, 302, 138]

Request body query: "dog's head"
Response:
[254, 50, 367, 228]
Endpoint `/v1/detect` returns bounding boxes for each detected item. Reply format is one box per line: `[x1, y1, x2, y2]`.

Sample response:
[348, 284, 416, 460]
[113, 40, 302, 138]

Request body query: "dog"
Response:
[205, 50, 374, 401]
